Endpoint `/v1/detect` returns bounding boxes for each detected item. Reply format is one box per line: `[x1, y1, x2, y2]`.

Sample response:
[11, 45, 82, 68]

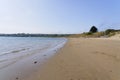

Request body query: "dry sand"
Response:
[110, 34, 120, 39]
[25, 38, 120, 80]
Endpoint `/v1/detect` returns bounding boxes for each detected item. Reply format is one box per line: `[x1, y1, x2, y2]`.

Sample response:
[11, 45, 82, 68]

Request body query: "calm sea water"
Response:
[0, 37, 67, 69]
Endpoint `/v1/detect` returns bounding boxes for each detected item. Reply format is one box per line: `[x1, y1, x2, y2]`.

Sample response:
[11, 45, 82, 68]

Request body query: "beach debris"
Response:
[16, 77, 19, 80]
[43, 54, 46, 56]
[34, 61, 37, 64]
[54, 49, 57, 52]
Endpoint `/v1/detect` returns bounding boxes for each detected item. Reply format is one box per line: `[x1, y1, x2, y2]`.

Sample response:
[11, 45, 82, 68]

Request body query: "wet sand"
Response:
[26, 38, 120, 80]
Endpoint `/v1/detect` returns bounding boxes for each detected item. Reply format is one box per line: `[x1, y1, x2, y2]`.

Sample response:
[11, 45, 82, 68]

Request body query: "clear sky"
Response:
[0, 0, 120, 34]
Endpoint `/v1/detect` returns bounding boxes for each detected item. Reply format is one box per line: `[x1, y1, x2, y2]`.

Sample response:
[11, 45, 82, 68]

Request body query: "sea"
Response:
[0, 37, 67, 69]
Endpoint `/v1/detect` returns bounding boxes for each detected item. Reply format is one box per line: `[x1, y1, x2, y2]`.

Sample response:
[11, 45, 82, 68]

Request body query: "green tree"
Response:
[89, 26, 98, 33]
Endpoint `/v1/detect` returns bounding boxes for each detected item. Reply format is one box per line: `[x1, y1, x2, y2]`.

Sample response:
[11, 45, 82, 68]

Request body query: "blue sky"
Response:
[0, 0, 120, 34]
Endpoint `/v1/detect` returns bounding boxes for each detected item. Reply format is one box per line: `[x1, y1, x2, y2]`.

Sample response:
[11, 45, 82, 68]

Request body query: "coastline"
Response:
[0, 38, 67, 80]
[26, 38, 120, 80]
[0, 37, 120, 80]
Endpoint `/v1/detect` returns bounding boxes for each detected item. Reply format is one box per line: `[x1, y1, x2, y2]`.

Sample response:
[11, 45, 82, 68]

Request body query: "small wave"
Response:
[0, 37, 67, 70]
[0, 48, 29, 57]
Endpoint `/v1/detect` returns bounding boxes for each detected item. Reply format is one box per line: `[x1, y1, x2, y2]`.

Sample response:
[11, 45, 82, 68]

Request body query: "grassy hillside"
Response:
[68, 29, 120, 38]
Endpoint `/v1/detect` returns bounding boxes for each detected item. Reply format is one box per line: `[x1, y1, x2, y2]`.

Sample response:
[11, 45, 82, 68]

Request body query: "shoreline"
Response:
[0, 38, 120, 80]
[0, 38, 67, 80]
[26, 38, 120, 80]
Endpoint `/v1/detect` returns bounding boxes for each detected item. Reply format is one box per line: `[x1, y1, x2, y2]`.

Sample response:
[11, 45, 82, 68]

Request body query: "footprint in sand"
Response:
[93, 51, 120, 61]
[110, 70, 113, 72]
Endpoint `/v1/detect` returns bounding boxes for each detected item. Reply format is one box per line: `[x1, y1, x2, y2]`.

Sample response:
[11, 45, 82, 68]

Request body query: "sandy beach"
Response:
[24, 38, 120, 80]
[0, 0, 120, 80]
